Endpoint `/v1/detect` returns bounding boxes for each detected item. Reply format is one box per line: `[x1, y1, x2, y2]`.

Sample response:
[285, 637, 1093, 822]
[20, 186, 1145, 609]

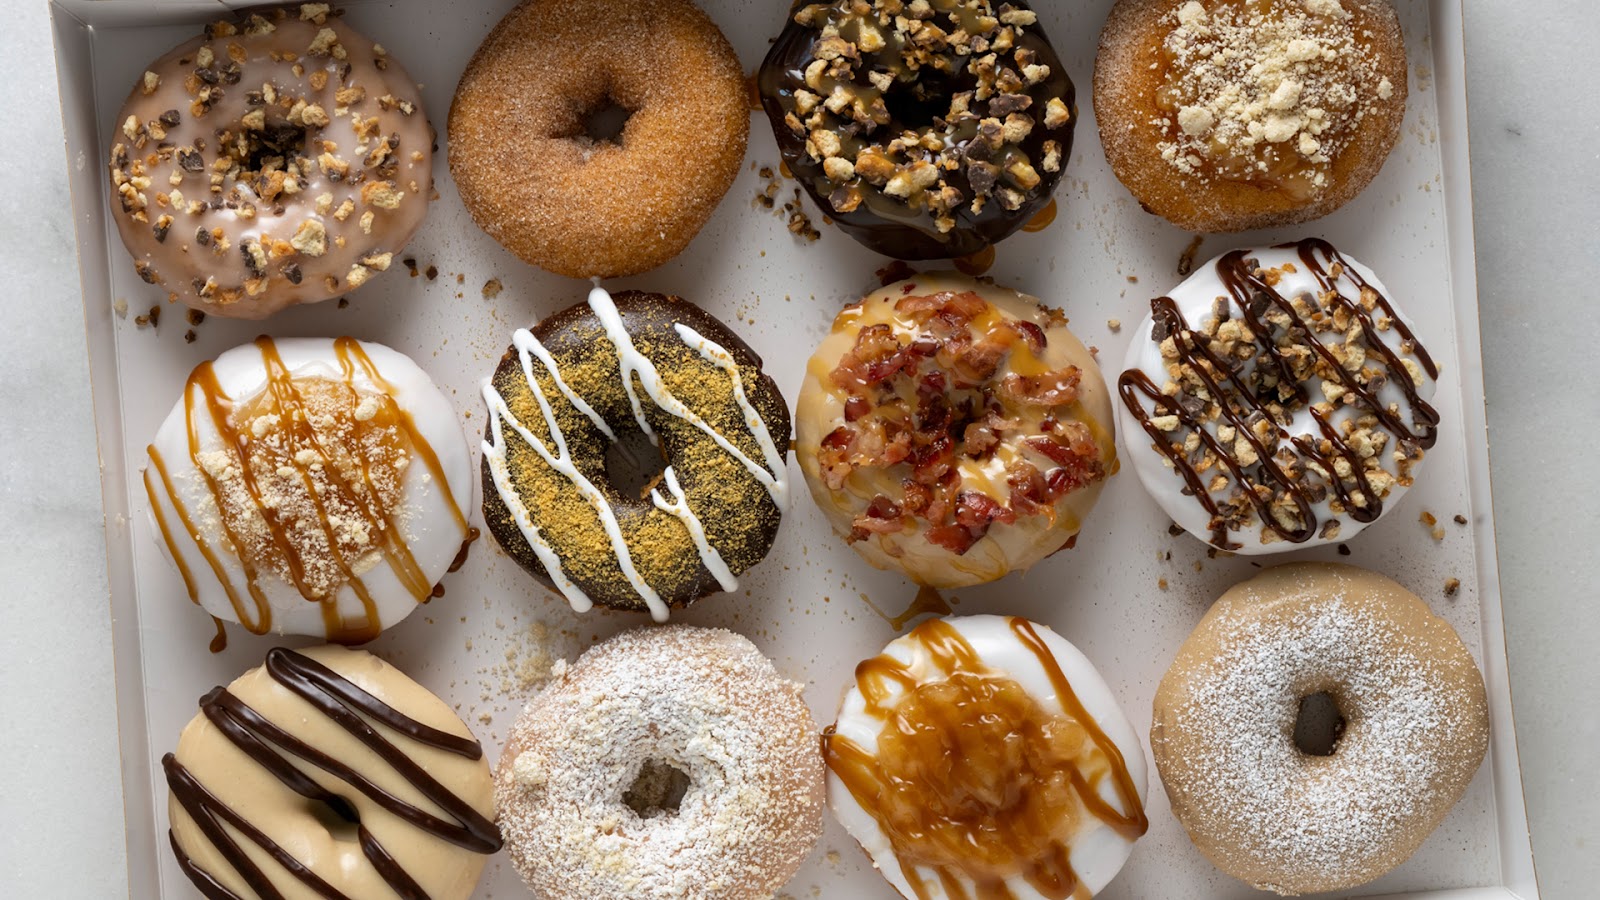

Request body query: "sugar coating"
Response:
[493, 626, 825, 900]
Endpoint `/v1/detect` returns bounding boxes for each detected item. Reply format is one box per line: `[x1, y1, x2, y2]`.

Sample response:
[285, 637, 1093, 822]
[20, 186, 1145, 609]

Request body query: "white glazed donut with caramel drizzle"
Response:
[825, 615, 1148, 900]
[796, 272, 1117, 589]
[144, 337, 474, 643]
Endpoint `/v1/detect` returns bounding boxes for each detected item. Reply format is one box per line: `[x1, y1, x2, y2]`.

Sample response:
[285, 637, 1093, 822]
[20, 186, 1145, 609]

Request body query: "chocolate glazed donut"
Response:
[758, 0, 1075, 259]
[481, 288, 791, 621]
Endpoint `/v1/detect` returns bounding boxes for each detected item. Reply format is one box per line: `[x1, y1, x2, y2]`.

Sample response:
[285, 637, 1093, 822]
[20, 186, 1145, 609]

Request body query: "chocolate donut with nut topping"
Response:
[107, 5, 432, 319]
[758, 0, 1076, 259]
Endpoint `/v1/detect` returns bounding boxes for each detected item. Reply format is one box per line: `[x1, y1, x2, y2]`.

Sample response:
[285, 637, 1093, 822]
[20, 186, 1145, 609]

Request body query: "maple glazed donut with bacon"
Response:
[825, 615, 1149, 900]
[143, 337, 475, 644]
[1117, 239, 1439, 553]
[480, 286, 791, 621]
[796, 272, 1116, 588]
[108, 4, 433, 319]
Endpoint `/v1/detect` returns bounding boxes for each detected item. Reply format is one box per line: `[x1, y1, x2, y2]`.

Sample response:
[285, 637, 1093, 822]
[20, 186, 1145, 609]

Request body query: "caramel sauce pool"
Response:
[825, 618, 1146, 899]
[1021, 198, 1058, 233]
[953, 245, 997, 276]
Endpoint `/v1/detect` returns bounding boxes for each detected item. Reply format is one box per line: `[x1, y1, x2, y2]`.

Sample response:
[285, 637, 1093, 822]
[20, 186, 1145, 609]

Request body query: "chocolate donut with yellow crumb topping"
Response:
[108, 4, 432, 319]
[758, 0, 1076, 259]
[796, 272, 1115, 588]
[1094, 0, 1407, 233]
[481, 285, 791, 620]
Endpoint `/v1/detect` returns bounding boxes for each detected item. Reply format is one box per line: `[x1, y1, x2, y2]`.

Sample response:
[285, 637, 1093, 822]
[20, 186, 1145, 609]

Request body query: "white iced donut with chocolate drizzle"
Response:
[1117, 240, 1440, 553]
[480, 285, 791, 621]
[143, 337, 474, 643]
[826, 615, 1148, 900]
[165, 645, 501, 899]
[108, 5, 433, 319]
[797, 272, 1116, 588]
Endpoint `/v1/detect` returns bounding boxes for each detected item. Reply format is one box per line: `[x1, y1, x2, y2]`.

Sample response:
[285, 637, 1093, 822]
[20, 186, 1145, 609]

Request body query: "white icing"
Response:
[481, 284, 789, 621]
[827, 615, 1148, 900]
[1117, 246, 1438, 554]
[143, 338, 473, 639]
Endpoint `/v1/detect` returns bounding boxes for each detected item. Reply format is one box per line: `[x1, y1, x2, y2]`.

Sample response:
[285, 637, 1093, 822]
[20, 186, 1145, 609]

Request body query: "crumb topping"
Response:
[1154, 0, 1395, 197]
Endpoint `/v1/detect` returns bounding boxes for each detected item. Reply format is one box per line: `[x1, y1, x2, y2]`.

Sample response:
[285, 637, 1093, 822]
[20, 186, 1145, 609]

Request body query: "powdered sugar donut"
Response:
[1151, 563, 1489, 894]
[494, 626, 824, 900]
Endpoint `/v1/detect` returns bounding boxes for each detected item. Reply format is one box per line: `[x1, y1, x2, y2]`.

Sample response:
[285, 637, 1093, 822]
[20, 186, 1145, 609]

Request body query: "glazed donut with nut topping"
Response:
[108, 4, 433, 319]
[796, 272, 1116, 588]
[759, 0, 1076, 259]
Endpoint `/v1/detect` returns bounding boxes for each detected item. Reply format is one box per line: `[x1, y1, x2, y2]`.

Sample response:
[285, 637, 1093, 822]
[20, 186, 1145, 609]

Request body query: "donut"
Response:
[1116, 239, 1439, 553]
[480, 284, 790, 620]
[1151, 563, 1489, 894]
[796, 272, 1115, 588]
[495, 625, 825, 900]
[1094, 0, 1407, 233]
[164, 645, 500, 898]
[826, 615, 1148, 899]
[759, 0, 1076, 259]
[448, 0, 748, 279]
[144, 336, 474, 643]
[108, 4, 433, 319]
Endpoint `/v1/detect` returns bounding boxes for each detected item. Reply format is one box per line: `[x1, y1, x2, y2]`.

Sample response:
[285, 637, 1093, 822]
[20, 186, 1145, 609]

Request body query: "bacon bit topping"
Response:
[821, 290, 1106, 555]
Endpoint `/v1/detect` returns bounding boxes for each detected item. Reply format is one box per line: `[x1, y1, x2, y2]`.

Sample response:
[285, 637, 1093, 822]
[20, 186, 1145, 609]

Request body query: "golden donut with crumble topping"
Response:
[796, 272, 1116, 588]
[108, 4, 433, 319]
[1094, 0, 1407, 233]
[448, 0, 748, 278]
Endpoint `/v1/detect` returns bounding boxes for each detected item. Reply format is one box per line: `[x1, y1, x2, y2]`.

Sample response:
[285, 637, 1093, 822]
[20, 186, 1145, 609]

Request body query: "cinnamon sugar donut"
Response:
[448, 0, 748, 278]
[108, 5, 433, 319]
[495, 626, 825, 900]
[1094, 0, 1407, 233]
[1151, 563, 1489, 895]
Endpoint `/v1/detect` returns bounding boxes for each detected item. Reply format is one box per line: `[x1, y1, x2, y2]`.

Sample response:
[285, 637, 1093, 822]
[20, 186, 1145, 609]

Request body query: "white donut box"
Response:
[50, 1, 1539, 898]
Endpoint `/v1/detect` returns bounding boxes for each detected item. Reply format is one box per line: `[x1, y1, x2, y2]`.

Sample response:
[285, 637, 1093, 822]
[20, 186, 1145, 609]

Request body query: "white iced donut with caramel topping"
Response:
[1117, 240, 1439, 554]
[108, 5, 433, 319]
[796, 272, 1117, 588]
[826, 615, 1148, 900]
[143, 337, 474, 643]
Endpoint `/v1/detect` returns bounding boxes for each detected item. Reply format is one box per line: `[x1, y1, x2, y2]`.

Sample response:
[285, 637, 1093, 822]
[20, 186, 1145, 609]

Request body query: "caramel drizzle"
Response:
[146, 337, 469, 642]
[824, 618, 1147, 900]
[1117, 239, 1439, 549]
[164, 648, 501, 900]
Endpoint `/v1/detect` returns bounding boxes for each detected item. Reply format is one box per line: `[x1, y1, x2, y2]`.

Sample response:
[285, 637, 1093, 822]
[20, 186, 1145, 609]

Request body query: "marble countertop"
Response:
[2, 1, 1593, 897]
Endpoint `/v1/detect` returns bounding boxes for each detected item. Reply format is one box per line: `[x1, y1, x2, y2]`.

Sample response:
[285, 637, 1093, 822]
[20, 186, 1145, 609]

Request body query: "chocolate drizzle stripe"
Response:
[165, 649, 501, 899]
[1116, 239, 1438, 548]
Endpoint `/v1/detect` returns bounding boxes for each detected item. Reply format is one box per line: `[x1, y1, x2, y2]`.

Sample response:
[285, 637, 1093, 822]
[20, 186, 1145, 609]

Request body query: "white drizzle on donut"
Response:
[481, 284, 789, 621]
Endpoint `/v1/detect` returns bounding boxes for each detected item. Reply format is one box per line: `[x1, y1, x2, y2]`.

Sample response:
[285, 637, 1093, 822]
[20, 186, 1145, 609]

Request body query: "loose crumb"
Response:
[1444, 577, 1460, 597]
[482, 278, 503, 300]
[1178, 235, 1204, 275]
[1158, 577, 1169, 590]
[1107, 318, 1122, 332]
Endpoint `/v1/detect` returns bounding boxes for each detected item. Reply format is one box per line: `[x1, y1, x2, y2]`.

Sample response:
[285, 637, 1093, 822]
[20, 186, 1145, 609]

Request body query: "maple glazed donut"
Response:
[448, 0, 748, 279]
[164, 645, 501, 899]
[1094, 0, 1407, 232]
[1117, 239, 1439, 553]
[143, 337, 475, 643]
[758, 0, 1077, 259]
[108, 4, 432, 319]
[495, 626, 825, 900]
[1151, 563, 1489, 894]
[481, 285, 790, 621]
[826, 615, 1149, 900]
[796, 272, 1116, 588]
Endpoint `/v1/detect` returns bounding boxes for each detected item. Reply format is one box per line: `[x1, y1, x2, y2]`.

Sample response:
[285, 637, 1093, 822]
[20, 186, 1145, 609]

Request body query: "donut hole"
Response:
[229, 117, 309, 185]
[881, 74, 956, 132]
[1293, 691, 1348, 757]
[604, 428, 669, 500]
[307, 793, 362, 842]
[622, 758, 691, 818]
[579, 99, 634, 145]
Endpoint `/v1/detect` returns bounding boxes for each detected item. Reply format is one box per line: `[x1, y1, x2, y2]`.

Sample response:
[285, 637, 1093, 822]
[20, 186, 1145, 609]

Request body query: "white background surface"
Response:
[0, 1, 1592, 898]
